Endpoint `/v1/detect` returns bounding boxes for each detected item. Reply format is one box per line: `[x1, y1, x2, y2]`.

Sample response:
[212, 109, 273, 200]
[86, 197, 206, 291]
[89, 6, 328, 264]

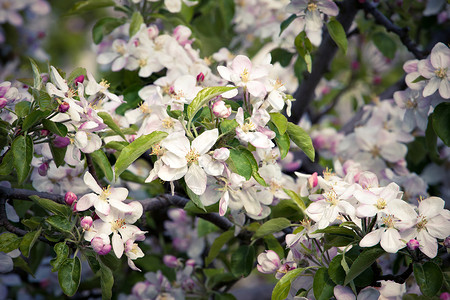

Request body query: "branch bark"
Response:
[289, 0, 359, 125]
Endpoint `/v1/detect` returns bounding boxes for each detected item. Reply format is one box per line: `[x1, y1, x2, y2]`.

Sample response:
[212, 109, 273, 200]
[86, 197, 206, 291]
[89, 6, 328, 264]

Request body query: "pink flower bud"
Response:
[38, 162, 49, 176]
[168, 208, 187, 223]
[373, 76, 382, 85]
[40, 129, 50, 136]
[196, 72, 205, 83]
[91, 235, 111, 255]
[65, 191, 77, 206]
[185, 259, 195, 268]
[0, 98, 7, 109]
[440, 292, 450, 300]
[213, 148, 230, 161]
[72, 202, 77, 212]
[147, 25, 159, 39]
[407, 239, 420, 251]
[80, 216, 93, 230]
[74, 75, 85, 85]
[173, 25, 193, 46]
[351, 61, 360, 70]
[444, 237, 450, 248]
[58, 101, 70, 113]
[163, 255, 179, 268]
[181, 278, 196, 291]
[256, 250, 281, 274]
[308, 172, 318, 188]
[53, 136, 70, 148]
[212, 100, 231, 118]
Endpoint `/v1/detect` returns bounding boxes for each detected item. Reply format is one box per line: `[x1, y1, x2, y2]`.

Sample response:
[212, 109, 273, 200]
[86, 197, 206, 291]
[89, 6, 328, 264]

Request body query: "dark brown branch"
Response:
[361, 1, 426, 60]
[289, 0, 359, 125]
[0, 186, 234, 233]
[0, 195, 54, 245]
[377, 263, 413, 285]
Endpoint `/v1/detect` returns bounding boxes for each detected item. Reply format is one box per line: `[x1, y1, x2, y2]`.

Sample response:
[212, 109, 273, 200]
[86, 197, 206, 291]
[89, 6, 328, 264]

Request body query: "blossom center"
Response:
[162, 117, 174, 129]
[435, 67, 447, 79]
[325, 190, 339, 205]
[2, 1, 11, 9]
[99, 185, 111, 202]
[186, 148, 200, 164]
[382, 215, 395, 228]
[139, 58, 147, 67]
[370, 146, 380, 158]
[273, 79, 284, 90]
[151, 143, 165, 156]
[99, 79, 110, 92]
[65, 88, 76, 99]
[241, 120, 256, 133]
[139, 102, 152, 114]
[416, 215, 428, 230]
[376, 198, 387, 210]
[240, 68, 249, 83]
[115, 44, 126, 55]
[111, 218, 126, 231]
[405, 98, 417, 109]
[307, 2, 318, 11]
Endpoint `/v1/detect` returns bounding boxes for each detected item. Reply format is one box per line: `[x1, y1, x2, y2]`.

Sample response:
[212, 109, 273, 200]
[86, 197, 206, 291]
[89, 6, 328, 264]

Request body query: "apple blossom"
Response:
[257, 250, 281, 274]
[76, 172, 132, 215]
[418, 42, 450, 99]
[91, 234, 112, 255]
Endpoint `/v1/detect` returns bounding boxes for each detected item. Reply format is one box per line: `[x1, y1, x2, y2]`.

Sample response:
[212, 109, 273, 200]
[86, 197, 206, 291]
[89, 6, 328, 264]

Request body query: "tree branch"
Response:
[289, 0, 359, 125]
[0, 186, 234, 233]
[360, 1, 426, 60]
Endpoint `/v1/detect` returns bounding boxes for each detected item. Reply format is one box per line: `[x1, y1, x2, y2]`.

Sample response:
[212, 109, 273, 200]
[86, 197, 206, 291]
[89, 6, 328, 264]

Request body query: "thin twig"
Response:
[361, 1, 426, 60]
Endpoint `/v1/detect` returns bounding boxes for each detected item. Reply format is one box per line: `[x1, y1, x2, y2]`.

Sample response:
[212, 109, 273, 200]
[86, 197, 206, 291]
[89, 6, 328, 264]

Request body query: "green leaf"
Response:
[252, 217, 291, 240]
[230, 245, 255, 277]
[313, 267, 335, 300]
[37, 90, 53, 111]
[68, 0, 115, 15]
[67, 67, 87, 83]
[328, 254, 349, 285]
[186, 186, 206, 211]
[286, 122, 315, 162]
[279, 14, 297, 36]
[19, 228, 42, 257]
[0, 150, 14, 176]
[29, 195, 71, 217]
[214, 293, 236, 300]
[98, 112, 127, 141]
[413, 262, 443, 297]
[314, 226, 357, 237]
[99, 260, 114, 300]
[197, 218, 219, 237]
[29, 58, 42, 89]
[46, 215, 73, 233]
[270, 113, 288, 135]
[220, 119, 238, 135]
[263, 235, 285, 259]
[239, 147, 267, 186]
[187, 86, 236, 120]
[50, 143, 68, 167]
[58, 257, 81, 297]
[344, 247, 385, 285]
[432, 102, 450, 146]
[12, 135, 33, 185]
[22, 110, 49, 132]
[283, 189, 307, 211]
[272, 268, 307, 300]
[270, 199, 304, 222]
[227, 148, 252, 180]
[270, 48, 294, 67]
[92, 18, 124, 44]
[425, 115, 439, 161]
[90, 149, 113, 181]
[15, 101, 31, 118]
[13, 256, 34, 276]
[205, 230, 234, 265]
[50, 242, 70, 272]
[115, 131, 168, 179]
[372, 31, 397, 59]
[129, 11, 144, 37]
[326, 18, 348, 54]
[294, 32, 313, 73]
[0, 232, 22, 253]
[42, 119, 68, 137]
[104, 141, 128, 151]
[411, 75, 427, 83]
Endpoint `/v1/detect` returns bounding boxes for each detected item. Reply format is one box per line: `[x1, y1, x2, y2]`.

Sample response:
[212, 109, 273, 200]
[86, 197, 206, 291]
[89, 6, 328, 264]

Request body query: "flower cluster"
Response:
[76, 172, 146, 270]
